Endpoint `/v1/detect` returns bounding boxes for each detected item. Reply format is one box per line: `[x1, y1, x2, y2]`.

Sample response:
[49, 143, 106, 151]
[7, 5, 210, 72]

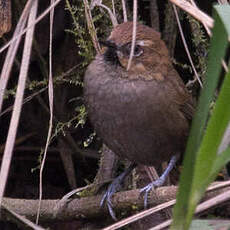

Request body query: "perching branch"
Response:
[1, 182, 230, 224]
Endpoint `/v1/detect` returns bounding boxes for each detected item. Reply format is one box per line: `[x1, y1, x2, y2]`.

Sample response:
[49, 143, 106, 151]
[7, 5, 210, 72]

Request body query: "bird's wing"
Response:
[167, 68, 196, 123]
[180, 96, 196, 122]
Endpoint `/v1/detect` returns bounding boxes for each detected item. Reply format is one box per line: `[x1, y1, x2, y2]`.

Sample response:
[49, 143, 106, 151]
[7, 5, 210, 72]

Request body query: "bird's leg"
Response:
[140, 155, 177, 208]
[100, 162, 137, 220]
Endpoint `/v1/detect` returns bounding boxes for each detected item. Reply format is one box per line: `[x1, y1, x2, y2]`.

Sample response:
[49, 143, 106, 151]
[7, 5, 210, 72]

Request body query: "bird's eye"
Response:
[134, 45, 143, 57]
[122, 43, 143, 57]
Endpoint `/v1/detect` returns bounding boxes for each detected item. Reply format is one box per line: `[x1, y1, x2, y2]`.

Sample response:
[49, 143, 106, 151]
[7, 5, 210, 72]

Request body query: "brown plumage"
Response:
[84, 22, 194, 166]
[84, 22, 195, 218]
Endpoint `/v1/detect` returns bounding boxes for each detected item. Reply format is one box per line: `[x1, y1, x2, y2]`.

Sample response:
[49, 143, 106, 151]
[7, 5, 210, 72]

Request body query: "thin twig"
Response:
[0, 0, 37, 206]
[127, 0, 137, 70]
[0, 87, 48, 117]
[83, 0, 101, 54]
[150, 187, 230, 230]
[0, 0, 62, 54]
[121, 0, 127, 22]
[173, 5, 203, 87]
[189, 0, 211, 35]
[3, 204, 45, 230]
[103, 200, 176, 230]
[221, 59, 229, 73]
[0, 64, 80, 117]
[53, 184, 92, 217]
[90, 0, 102, 10]
[97, 3, 118, 27]
[0, 0, 33, 114]
[90, 0, 118, 26]
[112, 0, 116, 16]
[36, 0, 54, 224]
[169, 0, 213, 29]
[103, 181, 230, 230]
[189, 0, 228, 74]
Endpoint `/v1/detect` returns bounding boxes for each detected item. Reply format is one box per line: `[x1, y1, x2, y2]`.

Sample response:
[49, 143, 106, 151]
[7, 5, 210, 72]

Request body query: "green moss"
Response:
[187, 15, 209, 81]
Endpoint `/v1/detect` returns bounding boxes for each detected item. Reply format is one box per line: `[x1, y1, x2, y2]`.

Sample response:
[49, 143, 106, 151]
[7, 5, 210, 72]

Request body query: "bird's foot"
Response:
[140, 176, 166, 209]
[100, 173, 124, 220]
[100, 163, 136, 220]
[140, 155, 177, 209]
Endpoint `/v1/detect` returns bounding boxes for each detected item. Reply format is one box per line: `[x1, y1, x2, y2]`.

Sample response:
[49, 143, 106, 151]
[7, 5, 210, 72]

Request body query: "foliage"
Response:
[188, 15, 209, 80]
[171, 5, 230, 230]
[65, 0, 95, 65]
[57, 0, 113, 146]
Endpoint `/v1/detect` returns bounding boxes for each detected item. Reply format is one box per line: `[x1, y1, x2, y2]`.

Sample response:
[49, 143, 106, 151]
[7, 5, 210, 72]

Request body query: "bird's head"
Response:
[102, 22, 170, 79]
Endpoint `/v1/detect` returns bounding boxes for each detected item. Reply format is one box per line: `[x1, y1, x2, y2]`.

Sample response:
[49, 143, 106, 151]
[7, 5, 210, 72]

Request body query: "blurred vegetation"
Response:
[0, 0, 229, 229]
[171, 5, 230, 230]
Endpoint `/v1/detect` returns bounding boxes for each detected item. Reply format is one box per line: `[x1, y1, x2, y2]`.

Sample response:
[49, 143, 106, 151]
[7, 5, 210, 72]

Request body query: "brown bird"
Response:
[84, 22, 194, 219]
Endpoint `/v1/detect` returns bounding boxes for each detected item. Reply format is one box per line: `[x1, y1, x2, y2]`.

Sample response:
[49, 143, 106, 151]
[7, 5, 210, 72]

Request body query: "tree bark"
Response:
[1, 182, 230, 223]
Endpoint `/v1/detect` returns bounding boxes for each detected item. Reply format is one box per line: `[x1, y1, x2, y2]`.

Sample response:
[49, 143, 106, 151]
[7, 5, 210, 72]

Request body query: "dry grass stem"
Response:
[173, 5, 203, 87]
[103, 180, 230, 230]
[97, 3, 118, 27]
[121, 0, 128, 22]
[90, 0, 118, 26]
[0, 0, 62, 54]
[169, 0, 214, 29]
[127, 0, 137, 70]
[0, 0, 37, 207]
[150, 186, 230, 230]
[112, 0, 116, 16]
[36, 0, 55, 224]
[221, 59, 229, 73]
[0, 0, 33, 113]
[0, 64, 80, 117]
[84, 0, 101, 54]
[102, 200, 176, 230]
[189, 0, 211, 35]
[3, 204, 45, 230]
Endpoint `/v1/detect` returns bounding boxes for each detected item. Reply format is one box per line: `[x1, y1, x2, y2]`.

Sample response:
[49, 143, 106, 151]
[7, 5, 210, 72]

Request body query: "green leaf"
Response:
[210, 147, 230, 182]
[192, 69, 230, 191]
[171, 5, 230, 230]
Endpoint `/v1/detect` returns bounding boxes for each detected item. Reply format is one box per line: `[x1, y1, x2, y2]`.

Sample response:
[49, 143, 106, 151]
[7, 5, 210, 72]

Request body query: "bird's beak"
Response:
[100, 40, 124, 63]
[100, 40, 117, 50]
[100, 40, 124, 57]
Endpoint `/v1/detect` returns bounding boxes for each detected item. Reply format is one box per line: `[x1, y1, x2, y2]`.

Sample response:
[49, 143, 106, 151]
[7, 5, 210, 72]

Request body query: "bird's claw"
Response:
[140, 178, 164, 209]
[140, 184, 151, 209]
[100, 163, 136, 220]
[101, 189, 117, 220]
[140, 155, 177, 208]
[100, 175, 123, 220]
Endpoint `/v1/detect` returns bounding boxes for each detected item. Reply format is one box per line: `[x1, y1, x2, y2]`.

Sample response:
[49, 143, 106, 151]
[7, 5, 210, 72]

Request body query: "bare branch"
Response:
[0, 182, 229, 225]
[169, 0, 213, 29]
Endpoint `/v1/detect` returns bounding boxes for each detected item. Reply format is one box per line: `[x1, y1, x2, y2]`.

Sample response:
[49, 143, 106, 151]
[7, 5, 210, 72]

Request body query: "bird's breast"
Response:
[84, 59, 188, 165]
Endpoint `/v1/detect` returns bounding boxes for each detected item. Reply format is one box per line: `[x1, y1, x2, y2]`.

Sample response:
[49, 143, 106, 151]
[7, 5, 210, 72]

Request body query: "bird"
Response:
[84, 21, 195, 219]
